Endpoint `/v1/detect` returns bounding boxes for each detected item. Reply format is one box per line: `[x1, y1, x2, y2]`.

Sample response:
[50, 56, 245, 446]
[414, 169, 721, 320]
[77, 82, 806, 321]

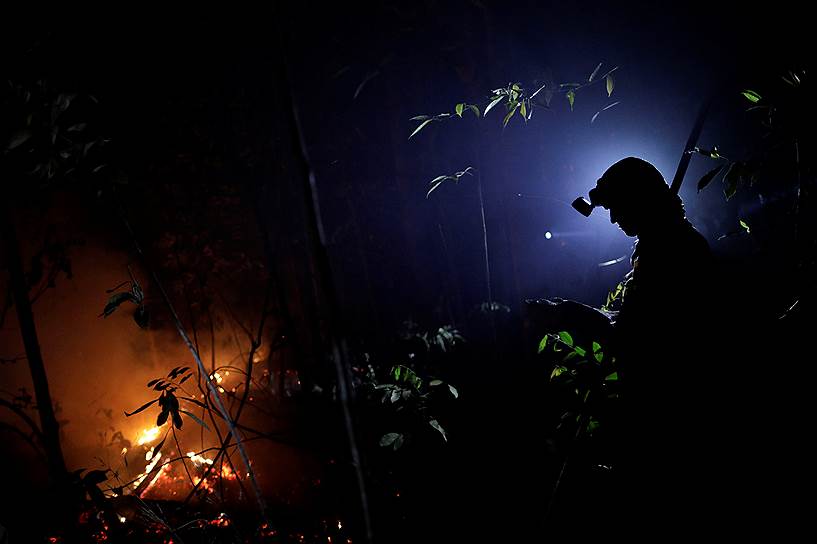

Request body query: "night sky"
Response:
[1, 2, 812, 541]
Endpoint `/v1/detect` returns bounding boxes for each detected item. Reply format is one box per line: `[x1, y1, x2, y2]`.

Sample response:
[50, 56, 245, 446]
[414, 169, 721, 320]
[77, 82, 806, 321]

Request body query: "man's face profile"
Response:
[607, 203, 640, 237]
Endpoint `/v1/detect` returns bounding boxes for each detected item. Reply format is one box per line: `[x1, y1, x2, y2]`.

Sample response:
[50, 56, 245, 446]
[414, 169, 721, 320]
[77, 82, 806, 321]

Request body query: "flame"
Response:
[186, 451, 214, 467]
[133, 451, 163, 488]
[136, 426, 161, 446]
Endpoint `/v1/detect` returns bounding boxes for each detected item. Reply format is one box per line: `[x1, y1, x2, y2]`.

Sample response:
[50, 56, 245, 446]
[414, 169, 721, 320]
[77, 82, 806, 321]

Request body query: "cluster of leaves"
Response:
[538, 331, 618, 437]
[2, 80, 108, 192]
[409, 62, 618, 201]
[371, 364, 458, 451]
[399, 322, 465, 353]
[600, 282, 624, 314]
[410, 62, 617, 139]
[426, 166, 474, 199]
[696, 69, 809, 204]
[478, 301, 511, 314]
[694, 147, 759, 201]
[124, 365, 209, 432]
[99, 270, 149, 328]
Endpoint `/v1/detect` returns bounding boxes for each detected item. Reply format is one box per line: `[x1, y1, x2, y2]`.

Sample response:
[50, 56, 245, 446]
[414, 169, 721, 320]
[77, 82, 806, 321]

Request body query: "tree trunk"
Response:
[0, 206, 66, 482]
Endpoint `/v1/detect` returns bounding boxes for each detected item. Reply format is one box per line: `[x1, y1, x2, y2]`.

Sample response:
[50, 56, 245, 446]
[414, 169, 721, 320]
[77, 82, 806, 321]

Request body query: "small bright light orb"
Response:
[544, 231, 553, 240]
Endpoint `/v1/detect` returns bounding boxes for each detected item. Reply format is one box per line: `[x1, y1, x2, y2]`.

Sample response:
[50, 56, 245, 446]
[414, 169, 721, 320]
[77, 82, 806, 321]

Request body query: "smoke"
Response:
[0, 194, 322, 506]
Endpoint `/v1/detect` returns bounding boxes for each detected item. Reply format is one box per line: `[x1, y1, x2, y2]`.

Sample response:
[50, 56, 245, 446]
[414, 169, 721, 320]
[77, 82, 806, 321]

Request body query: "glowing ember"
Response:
[136, 426, 161, 446]
[209, 513, 231, 527]
[120, 447, 128, 455]
[337, 521, 342, 530]
[186, 451, 214, 467]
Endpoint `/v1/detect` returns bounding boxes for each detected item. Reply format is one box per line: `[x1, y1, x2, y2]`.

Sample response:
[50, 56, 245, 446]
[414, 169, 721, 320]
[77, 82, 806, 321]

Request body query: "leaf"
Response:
[566, 90, 575, 111]
[467, 104, 481, 117]
[520, 100, 527, 121]
[133, 305, 149, 328]
[604, 372, 618, 381]
[426, 175, 457, 199]
[409, 118, 435, 140]
[739, 219, 751, 234]
[390, 389, 401, 403]
[124, 398, 159, 417]
[171, 410, 183, 429]
[353, 71, 379, 100]
[156, 409, 169, 426]
[558, 331, 574, 347]
[588, 62, 603, 82]
[429, 379, 443, 386]
[410, 115, 431, 121]
[592, 341, 602, 353]
[448, 384, 458, 399]
[483, 95, 505, 117]
[741, 90, 761, 103]
[538, 335, 549, 354]
[606, 75, 615, 97]
[153, 435, 167, 457]
[550, 366, 567, 380]
[503, 102, 520, 127]
[455, 103, 465, 117]
[99, 291, 138, 318]
[594, 352, 604, 363]
[429, 419, 447, 442]
[67, 123, 87, 132]
[574, 346, 587, 357]
[592, 100, 621, 124]
[696, 165, 724, 193]
[147, 379, 161, 388]
[724, 175, 739, 200]
[179, 409, 210, 431]
[379, 432, 401, 447]
[7, 129, 33, 150]
[180, 396, 208, 410]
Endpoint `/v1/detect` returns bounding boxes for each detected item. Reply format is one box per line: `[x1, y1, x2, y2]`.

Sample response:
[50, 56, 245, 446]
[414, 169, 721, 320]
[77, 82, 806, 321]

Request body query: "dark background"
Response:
[1, 2, 811, 541]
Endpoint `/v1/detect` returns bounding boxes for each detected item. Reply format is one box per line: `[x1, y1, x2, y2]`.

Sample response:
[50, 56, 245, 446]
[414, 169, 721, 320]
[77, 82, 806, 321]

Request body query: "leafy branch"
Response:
[426, 166, 474, 199]
[407, 62, 619, 140]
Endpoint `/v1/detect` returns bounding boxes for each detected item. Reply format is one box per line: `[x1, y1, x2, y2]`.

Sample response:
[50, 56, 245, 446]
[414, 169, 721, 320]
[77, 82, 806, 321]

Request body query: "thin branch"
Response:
[115, 208, 268, 517]
[172, 425, 196, 487]
[0, 354, 27, 364]
[180, 275, 273, 510]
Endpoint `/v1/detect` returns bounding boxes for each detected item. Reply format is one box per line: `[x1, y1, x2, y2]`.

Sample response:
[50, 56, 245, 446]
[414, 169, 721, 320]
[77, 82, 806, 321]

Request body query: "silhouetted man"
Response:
[588, 157, 721, 536]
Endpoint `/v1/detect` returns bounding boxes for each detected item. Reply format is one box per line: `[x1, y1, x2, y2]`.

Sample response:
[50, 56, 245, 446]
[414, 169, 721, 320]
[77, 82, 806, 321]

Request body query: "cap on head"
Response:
[589, 157, 669, 210]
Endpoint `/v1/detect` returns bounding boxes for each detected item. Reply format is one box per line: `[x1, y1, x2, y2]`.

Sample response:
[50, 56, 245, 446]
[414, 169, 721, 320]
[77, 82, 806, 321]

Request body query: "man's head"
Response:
[589, 157, 683, 236]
